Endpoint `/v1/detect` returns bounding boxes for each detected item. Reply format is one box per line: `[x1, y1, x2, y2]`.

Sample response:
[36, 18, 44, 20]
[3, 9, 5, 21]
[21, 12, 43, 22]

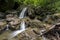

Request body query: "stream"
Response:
[0, 7, 27, 40]
[7, 7, 27, 39]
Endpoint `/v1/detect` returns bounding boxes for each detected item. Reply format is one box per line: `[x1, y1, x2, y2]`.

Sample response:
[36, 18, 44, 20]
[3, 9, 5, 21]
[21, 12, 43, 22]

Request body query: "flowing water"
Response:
[20, 21, 25, 30]
[6, 24, 9, 30]
[19, 7, 27, 19]
[8, 7, 27, 39]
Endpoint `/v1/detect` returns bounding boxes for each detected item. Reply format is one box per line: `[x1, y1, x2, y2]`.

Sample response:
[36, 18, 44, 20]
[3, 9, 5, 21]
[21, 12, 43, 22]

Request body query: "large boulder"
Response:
[6, 14, 20, 30]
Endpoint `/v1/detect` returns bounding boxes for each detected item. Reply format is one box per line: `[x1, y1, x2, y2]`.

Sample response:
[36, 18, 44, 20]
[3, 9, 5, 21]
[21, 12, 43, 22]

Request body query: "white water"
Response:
[20, 21, 25, 30]
[8, 30, 25, 39]
[8, 7, 27, 39]
[19, 7, 27, 19]
[6, 24, 9, 30]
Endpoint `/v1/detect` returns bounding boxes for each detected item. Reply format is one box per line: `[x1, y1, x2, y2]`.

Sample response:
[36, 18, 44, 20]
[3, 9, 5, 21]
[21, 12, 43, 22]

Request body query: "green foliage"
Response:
[23, 0, 42, 7]
[15, 0, 60, 10]
[14, 0, 24, 4]
[0, 0, 60, 13]
[15, 0, 50, 7]
[55, 0, 60, 12]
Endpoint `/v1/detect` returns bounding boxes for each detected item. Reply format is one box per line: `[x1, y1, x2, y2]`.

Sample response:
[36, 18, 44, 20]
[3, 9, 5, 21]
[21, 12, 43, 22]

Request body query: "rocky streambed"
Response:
[0, 10, 60, 40]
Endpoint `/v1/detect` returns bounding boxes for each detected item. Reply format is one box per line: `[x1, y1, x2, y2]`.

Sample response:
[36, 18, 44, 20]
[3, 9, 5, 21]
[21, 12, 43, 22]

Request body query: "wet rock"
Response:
[9, 18, 20, 30]
[6, 14, 21, 30]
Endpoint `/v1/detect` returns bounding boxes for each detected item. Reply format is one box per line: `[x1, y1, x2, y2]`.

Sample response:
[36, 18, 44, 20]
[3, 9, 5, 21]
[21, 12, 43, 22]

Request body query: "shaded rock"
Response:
[0, 12, 6, 19]
[27, 7, 35, 19]
[44, 15, 59, 24]
[43, 24, 60, 40]
[25, 18, 45, 28]
[5, 10, 18, 15]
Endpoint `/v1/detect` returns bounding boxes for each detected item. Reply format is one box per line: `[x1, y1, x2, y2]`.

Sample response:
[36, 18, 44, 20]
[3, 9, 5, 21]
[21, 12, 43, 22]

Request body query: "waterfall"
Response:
[19, 7, 27, 30]
[8, 7, 27, 39]
[20, 21, 25, 30]
[19, 7, 27, 19]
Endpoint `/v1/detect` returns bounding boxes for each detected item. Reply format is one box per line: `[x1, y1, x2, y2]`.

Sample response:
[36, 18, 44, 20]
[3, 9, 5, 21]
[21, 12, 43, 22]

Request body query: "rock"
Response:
[6, 14, 18, 22]
[28, 8, 35, 19]
[16, 27, 47, 40]
[6, 14, 21, 30]
[44, 14, 60, 25]
[27, 20, 45, 28]
[0, 19, 7, 32]
[5, 10, 18, 15]
[6, 14, 14, 22]
[43, 24, 60, 40]
[9, 18, 20, 30]
[23, 17, 46, 29]
[9, 18, 20, 26]
[5, 10, 18, 17]
[16, 28, 39, 40]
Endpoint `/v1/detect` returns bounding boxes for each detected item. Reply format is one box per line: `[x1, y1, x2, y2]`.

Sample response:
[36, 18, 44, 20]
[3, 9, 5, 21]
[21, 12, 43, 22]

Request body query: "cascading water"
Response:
[19, 7, 27, 19]
[20, 21, 25, 30]
[19, 7, 27, 30]
[8, 7, 27, 39]
[6, 24, 9, 30]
